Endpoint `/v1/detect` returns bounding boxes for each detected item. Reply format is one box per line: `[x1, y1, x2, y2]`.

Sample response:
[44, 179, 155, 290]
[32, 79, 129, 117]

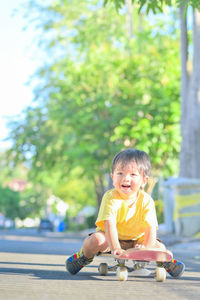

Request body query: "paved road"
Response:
[0, 229, 200, 300]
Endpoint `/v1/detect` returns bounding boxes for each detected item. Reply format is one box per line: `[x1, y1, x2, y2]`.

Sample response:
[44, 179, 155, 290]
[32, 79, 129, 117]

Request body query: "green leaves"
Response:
[5, 0, 183, 216]
[0, 185, 21, 219]
[177, 0, 200, 10]
[104, 0, 200, 13]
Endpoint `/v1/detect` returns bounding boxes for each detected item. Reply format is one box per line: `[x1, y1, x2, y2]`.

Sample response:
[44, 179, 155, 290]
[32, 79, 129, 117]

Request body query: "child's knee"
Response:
[90, 231, 106, 247]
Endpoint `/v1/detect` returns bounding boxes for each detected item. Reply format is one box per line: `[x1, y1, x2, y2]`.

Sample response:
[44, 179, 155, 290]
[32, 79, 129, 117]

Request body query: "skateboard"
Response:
[98, 247, 173, 282]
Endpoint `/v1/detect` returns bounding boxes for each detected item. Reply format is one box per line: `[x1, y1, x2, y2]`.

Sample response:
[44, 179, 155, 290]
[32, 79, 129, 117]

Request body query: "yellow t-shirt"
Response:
[96, 189, 158, 240]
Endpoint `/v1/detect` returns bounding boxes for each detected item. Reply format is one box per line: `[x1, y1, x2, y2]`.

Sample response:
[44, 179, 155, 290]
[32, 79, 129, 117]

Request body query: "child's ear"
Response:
[143, 176, 149, 185]
[110, 173, 113, 180]
[142, 176, 149, 188]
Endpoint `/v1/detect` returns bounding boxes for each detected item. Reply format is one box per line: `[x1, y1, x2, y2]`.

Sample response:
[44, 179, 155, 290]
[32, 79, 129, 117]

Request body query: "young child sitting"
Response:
[66, 149, 185, 278]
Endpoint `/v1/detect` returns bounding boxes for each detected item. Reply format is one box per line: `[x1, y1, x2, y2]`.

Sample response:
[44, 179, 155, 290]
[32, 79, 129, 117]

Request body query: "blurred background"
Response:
[0, 0, 200, 236]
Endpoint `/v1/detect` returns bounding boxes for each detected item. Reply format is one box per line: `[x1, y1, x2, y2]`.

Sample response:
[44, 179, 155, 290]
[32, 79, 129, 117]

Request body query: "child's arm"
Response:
[136, 226, 157, 248]
[104, 220, 124, 255]
[143, 226, 157, 247]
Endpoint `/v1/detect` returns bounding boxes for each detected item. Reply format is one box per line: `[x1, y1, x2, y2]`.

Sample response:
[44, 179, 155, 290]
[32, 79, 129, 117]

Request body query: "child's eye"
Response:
[131, 173, 137, 176]
[117, 172, 123, 175]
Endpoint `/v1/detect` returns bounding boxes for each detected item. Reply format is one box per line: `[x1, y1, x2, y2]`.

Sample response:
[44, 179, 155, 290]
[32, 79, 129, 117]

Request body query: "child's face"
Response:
[111, 161, 148, 199]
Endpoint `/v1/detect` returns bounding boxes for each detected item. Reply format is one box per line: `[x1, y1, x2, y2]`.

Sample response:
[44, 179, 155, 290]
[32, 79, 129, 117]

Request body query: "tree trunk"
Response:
[94, 175, 106, 209]
[179, 7, 200, 178]
[125, 0, 133, 39]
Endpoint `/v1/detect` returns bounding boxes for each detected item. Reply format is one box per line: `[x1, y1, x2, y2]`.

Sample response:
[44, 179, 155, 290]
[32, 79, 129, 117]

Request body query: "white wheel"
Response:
[116, 266, 128, 281]
[98, 263, 108, 275]
[155, 267, 166, 282]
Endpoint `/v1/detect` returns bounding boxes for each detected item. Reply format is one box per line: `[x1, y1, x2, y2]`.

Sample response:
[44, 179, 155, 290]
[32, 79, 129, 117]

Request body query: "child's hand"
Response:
[112, 248, 125, 255]
[135, 244, 145, 249]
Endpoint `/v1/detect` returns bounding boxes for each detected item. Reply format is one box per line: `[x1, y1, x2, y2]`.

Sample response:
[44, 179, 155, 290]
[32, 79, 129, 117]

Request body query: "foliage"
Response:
[54, 167, 97, 217]
[155, 200, 164, 224]
[0, 149, 47, 220]
[0, 184, 21, 219]
[86, 214, 97, 228]
[105, 0, 200, 180]
[0, 150, 28, 185]
[19, 185, 48, 219]
[104, 0, 200, 12]
[6, 0, 182, 214]
[152, 181, 164, 224]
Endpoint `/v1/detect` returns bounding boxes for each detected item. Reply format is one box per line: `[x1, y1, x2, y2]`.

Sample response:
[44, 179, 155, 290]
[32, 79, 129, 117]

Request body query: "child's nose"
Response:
[124, 174, 131, 181]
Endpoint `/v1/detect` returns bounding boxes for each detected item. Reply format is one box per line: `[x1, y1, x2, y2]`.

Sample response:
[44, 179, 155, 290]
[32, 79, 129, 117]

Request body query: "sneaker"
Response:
[157, 259, 185, 278]
[66, 248, 93, 275]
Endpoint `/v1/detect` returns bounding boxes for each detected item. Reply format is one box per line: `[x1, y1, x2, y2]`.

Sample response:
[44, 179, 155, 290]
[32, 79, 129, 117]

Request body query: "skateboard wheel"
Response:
[98, 263, 108, 275]
[155, 267, 166, 282]
[116, 266, 128, 281]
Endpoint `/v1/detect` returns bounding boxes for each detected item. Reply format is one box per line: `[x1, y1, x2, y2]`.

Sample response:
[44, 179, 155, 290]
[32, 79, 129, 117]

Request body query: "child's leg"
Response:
[158, 259, 185, 278]
[135, 238, 185, 278]
[66, 231, 109, 275]
[82, 231, 109, 258]
[155, 240, 185, 278]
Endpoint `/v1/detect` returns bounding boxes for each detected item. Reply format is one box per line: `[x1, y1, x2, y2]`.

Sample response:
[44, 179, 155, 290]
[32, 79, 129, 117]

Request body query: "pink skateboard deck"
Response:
[101, 248, 173, 262]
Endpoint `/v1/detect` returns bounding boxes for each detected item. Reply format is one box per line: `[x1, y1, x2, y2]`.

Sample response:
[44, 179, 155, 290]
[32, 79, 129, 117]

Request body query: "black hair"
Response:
[111, 149, 151, 176]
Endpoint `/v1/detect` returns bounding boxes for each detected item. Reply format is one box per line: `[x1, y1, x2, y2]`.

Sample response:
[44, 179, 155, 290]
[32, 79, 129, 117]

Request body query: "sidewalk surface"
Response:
[1, 228, 200, 300]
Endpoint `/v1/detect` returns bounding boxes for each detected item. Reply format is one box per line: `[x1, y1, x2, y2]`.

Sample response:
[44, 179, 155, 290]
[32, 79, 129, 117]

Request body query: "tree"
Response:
[105, 0, 200, 11]
[7, 0, 181, 212]
[0, 185, 21, 219]
[179, 5, 200, 177]
[106, 0, 200, 179]
[0, 150, 49, 219]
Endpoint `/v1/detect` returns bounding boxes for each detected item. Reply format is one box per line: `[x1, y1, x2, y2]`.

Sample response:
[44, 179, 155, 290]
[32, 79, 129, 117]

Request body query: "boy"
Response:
[66, 149, 185, 278]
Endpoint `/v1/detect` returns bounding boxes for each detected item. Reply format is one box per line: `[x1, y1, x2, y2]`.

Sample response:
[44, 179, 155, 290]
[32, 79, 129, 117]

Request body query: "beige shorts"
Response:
[89, 232, 147, 253]
[119, 239, 140, 250]
[119, 237, 162, 250]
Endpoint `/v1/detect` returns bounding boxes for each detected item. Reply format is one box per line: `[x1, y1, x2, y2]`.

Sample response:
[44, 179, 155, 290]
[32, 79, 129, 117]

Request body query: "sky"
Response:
[0, 0, 39, 149]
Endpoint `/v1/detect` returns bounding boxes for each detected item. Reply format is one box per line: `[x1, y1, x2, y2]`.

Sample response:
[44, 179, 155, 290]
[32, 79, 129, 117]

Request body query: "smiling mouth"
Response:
[121, 184, 131, 188]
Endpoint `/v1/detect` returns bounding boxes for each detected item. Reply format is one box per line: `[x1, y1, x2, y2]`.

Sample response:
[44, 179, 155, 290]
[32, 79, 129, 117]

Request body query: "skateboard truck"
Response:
[98, 248, 172, 282]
